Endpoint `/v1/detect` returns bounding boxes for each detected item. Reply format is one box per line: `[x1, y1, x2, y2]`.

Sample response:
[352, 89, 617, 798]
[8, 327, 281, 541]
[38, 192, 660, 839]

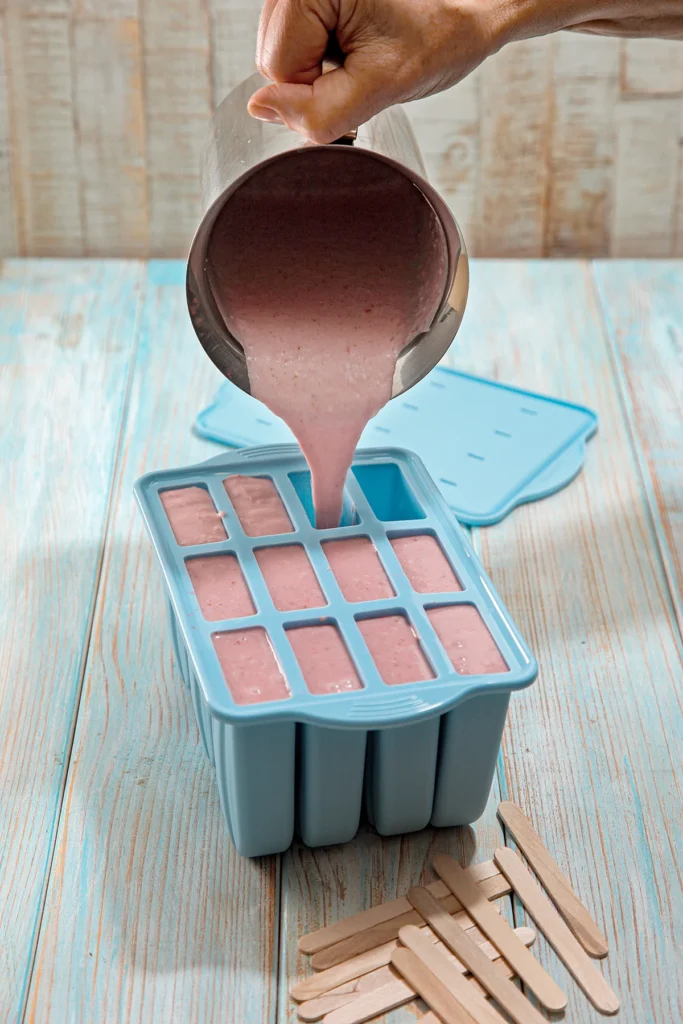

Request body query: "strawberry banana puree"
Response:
[207, 148, 447, 529]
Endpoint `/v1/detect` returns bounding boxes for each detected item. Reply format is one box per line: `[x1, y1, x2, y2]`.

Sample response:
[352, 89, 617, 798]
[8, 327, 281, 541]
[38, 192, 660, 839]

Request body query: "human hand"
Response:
[248, 0, 683, 144]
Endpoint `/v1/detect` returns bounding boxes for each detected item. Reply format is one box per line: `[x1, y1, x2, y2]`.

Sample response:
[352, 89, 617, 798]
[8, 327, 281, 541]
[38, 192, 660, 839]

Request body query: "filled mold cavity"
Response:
[213, 628, 290, 704]
[186, 554, 255, 622]
[289, 470, 357, 528]
[352, 463, 425, 521]
[323, 537, 394, 602]
[255, 545, 325, 611]
[160, 486, 227, 546]
[224, 474, 294, 536]
[390, 534, 462, 593]
[288, 624, 363, 695]
[427, 605, 508, 675]
[358, 614, 434, 685]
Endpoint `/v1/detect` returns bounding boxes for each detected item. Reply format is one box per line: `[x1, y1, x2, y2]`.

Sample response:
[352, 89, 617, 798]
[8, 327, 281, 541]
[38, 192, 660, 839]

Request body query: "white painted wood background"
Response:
[0, 4, 682, 258]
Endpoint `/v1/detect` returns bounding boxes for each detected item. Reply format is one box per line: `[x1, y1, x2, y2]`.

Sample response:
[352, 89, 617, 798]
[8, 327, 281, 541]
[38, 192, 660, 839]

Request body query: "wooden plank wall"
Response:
[0, 5, 682, 258]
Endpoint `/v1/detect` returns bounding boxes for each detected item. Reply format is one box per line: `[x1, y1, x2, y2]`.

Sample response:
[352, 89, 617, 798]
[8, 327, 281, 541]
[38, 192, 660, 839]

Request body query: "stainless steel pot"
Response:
[187, 72, 469, 397]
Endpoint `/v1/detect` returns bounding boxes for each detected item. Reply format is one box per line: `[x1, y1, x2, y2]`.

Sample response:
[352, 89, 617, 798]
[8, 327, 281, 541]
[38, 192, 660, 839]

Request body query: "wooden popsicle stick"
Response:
[314, 977, 414, 1024]
[390, 948, 479, 1024]
[434, 854, 567, 1012]
[295, 905, 494, 1000]
[494, 848, 620, 1016]
[397, 926, 506, 1024]
[299, 861, 504, 953]
[310, 872, 511, 970]
[498, 801, 609, 958]
[298, 928, 537, 1021]
[407, 886, 547, 1024]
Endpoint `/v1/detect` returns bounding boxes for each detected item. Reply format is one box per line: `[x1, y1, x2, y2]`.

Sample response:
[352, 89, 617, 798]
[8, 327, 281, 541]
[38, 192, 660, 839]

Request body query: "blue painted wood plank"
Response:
[25, 261, 280, 1022]
[0, 259, 144, 1024]
[592, 260, 683, 635]
[455, 260, 682, 1023]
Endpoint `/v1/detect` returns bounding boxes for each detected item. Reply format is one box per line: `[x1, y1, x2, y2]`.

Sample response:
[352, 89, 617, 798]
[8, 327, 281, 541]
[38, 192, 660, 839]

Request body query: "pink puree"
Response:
[359, 616, 433, 685]
[187, 555, 254, 621]
[428, 606, 508, 676]
[207, 148, 447, 529]
[391, 535, 461, 593]
[256, 545, 325, 611]
[224, 475, 293, 536]
[213, 629, 290, 704]
[289, 625, 362, 695]
[161, 487, 226, 546]
[323, 538, 393, 602]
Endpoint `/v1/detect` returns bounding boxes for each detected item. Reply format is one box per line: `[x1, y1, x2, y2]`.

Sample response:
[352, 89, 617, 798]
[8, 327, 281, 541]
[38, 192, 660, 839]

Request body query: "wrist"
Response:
[489, 0, 606, 47]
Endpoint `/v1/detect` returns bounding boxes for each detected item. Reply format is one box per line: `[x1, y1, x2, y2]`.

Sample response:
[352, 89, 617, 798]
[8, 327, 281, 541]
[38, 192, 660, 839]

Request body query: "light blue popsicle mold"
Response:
[135, 446, 537, 857]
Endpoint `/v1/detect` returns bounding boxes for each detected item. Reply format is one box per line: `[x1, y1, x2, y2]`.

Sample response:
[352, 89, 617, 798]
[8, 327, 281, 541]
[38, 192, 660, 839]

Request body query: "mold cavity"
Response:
[224, 475, 294, 536]
[427, 605, 508, 676]
[358, 614, 434, 685]
[213, 628, 290, 704]
[390, 535, 462, 594]
[289, 469, 357, 528]
[352, 463, 425, 522]
[186, 554, 255, 621]
[160, 486, 227, 547]
[520, 407, 538, 416]
[288, 624, 363, 695]
[323, 537, 394, 602]
[255, 545, 325, 611]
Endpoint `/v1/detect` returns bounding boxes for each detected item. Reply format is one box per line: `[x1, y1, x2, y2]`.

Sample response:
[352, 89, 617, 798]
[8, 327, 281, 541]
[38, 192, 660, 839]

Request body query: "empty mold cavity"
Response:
[358, 615, 434, 685]
[390, 534, 462, 593]
[289, 470, 357, 528]
[160, 486, 227, 546]
[186, 554, 255, 621]
[323, 537, 394, 603]
[427, 605, 508, 676]
[255, 545, 325, 611]
[224, 474, 294, 536]
[352, 463, 425, 522]
[213, 628, 290, 704]
[288, 624, 363, 695]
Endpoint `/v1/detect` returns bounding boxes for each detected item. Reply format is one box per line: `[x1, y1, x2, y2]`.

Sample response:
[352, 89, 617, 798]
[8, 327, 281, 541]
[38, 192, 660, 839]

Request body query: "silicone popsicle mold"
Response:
[135, 446, 537, 857]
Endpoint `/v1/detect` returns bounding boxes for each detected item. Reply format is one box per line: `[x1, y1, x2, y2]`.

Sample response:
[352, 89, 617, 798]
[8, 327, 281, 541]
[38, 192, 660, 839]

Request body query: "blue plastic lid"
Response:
[195, 366, 598, 526]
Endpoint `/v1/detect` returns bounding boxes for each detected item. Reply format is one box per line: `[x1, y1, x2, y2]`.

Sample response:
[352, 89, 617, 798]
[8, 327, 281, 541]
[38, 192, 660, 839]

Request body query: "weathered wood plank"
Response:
[72, 15, 149, 256]
[459, 260, 683, 1023]
[592, 260, 683, 632]
[209, 0, 261, 103]
[4, 9, 84, 255]
[611, 96, 681, 257]
[544, 34, 618, 256]
[25, 261, 279, 1023]
[142, 0, 213, 255]
[622, 39, 683, 96]
[0, 12, 18, 256]
[477, 39, 553, 257]
[0, 259, 144, 1024]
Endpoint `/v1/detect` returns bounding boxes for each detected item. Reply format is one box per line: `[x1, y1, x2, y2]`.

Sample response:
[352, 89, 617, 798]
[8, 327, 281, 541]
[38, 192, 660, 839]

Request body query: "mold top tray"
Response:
[195, 367, 598, 526]
[135, 446, 537, 729]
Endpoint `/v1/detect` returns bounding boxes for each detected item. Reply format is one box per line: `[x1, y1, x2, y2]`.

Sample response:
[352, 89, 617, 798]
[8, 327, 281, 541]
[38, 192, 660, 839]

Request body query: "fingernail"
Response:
[249, 104, 285, 126]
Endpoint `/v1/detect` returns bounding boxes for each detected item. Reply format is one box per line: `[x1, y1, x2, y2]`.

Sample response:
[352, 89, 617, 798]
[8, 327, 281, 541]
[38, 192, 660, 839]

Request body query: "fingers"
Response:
[257, 0, 334, 86]
[249, 58, 400, 143]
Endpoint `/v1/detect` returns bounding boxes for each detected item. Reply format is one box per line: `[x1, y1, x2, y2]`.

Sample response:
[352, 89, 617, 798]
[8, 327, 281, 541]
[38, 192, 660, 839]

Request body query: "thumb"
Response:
[249, 59, 398, 144]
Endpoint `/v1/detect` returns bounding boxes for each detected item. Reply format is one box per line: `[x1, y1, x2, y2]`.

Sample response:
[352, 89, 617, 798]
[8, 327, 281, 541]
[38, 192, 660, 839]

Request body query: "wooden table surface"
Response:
[0, 259, 680, 1024]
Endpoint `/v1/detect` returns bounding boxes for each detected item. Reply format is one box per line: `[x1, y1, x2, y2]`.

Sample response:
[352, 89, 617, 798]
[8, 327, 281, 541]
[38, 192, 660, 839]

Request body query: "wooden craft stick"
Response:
[299, 860, 502, 954]
[397, 926, 505, 1024]
[310, 872, 510, 970]
[298, 928, 536, 1021]
[433, 854, 567, 1013]
[407, 886, 547, 1024]
[494, 848, 620, 1016]
[498, 801, 609, 958]
[390, 948, 479, 1024]
[315, 976, 414, 1024]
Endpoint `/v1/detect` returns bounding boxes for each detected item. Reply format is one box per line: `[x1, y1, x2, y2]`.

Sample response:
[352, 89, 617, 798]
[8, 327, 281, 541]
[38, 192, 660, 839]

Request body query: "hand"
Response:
[248, 0, 683, 144]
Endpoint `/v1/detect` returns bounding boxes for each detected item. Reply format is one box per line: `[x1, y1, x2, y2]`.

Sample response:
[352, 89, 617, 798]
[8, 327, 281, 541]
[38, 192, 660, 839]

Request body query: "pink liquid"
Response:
[186, 555, 255, 622]
[427, 606, 508, 676]
[359, 616, 434, 685]
[288, 625, 363, 695]
[391, 534, 462, 593]
[213, 628, 290, 704]
[224, 475, 293, 536]
[161, 487, 226, 546]
[256, 545, 325, 611]
[207, 148, 447, 528]
[323, 538, 393, 603]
